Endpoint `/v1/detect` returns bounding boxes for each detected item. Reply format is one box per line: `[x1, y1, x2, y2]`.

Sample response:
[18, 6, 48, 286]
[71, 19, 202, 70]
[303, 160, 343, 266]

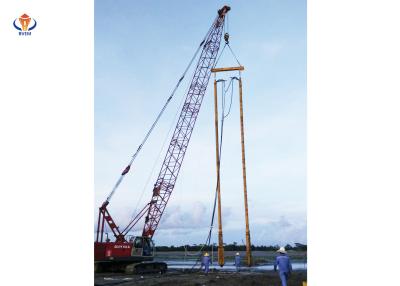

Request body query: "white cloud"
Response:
[251, 215, 307, 246]
[160, 202, 208, 229]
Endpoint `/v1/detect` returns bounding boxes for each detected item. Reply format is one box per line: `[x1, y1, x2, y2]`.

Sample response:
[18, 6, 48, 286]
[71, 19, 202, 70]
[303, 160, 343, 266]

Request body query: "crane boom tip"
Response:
[218, 6, 231, 17]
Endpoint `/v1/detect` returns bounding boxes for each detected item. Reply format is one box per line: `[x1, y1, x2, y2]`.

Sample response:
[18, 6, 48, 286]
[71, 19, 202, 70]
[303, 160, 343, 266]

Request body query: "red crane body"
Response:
[94, 6, 230, 272]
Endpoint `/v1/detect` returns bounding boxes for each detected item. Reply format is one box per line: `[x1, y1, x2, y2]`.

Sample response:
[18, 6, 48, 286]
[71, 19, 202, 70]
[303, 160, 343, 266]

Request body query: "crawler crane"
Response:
[94, 6, 231, 273]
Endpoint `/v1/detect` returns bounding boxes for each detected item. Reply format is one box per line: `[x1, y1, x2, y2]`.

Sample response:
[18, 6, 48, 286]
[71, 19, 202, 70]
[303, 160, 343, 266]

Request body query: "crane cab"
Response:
[95, 236, 160, 273]
[129, 236, 155, 257]
[94, 236, 154, 263]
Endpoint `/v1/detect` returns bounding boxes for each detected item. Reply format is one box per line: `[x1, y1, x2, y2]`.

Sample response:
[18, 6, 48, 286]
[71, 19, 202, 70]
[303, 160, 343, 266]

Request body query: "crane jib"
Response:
[142, 7, 230, 238]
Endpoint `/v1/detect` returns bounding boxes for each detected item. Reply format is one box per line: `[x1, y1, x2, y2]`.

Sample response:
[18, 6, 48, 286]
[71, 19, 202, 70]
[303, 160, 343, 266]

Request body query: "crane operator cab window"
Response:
[131, 236, 154, 257]
[142, 238, 154, 256]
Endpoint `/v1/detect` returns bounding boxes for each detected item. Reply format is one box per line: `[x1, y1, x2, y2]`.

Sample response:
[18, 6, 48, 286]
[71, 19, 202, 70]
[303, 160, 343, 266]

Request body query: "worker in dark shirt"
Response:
[274, 247, 293, 286]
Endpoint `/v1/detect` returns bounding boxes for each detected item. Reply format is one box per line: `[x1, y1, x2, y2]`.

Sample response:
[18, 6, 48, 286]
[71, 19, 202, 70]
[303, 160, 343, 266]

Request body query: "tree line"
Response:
[155, 242, 307, 252]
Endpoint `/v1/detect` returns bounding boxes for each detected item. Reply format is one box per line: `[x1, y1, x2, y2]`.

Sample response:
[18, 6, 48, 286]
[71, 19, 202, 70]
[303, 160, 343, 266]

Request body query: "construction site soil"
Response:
[95, 270, 307, 286]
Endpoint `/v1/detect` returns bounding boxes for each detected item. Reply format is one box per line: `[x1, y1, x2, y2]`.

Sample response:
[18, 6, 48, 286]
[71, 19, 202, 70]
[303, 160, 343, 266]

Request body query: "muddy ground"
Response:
[95, 270, 307, 286]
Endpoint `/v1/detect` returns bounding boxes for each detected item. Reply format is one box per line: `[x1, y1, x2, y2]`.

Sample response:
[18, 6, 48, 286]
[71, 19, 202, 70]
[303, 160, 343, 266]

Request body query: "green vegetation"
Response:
[155, 242, 307, 252]
[155, 243, 307, 265]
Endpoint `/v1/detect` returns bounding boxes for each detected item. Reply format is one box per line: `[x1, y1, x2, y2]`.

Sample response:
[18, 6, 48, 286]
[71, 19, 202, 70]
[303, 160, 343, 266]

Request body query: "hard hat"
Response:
[277, 247, 287, 254]
[204, 252, 209, 256]
[236, 252, 240, 256]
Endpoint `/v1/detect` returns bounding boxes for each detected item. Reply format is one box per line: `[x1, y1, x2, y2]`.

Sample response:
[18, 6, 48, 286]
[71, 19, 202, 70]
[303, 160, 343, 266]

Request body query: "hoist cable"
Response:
[186, 19, 241, 271]
[104, 17, 218, 203]
[127, 16, 224, 227]
[223, 78, 235, 118]
[227, 43, 241, 66]
[212, 43, 241, 72]
[226, 13, 229, 34]
[190, 78, 234, 271]
[128, 71, 190, 224]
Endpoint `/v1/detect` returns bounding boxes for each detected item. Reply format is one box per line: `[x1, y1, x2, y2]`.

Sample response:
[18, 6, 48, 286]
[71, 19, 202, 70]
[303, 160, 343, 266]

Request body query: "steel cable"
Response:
[104, 17, 218, 203]
[190, 77, 235, 271]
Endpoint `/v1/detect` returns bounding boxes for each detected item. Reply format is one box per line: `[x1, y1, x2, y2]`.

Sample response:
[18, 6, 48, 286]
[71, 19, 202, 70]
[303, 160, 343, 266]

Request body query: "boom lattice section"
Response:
[142, 9, 228, 237]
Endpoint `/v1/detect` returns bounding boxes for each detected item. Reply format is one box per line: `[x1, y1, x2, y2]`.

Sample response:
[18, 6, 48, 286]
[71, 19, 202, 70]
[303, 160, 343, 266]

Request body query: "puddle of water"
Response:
[103, 277, 133, 280]
[161, 260, 307, 271]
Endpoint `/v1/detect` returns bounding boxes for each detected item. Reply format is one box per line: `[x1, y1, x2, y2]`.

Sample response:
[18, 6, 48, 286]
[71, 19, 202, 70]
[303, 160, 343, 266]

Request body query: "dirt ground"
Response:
[95, 270, 307, 286]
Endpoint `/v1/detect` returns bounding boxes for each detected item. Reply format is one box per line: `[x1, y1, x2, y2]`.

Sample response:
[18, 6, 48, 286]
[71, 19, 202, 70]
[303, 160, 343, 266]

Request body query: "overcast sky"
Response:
[95, 0, 306, 247]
